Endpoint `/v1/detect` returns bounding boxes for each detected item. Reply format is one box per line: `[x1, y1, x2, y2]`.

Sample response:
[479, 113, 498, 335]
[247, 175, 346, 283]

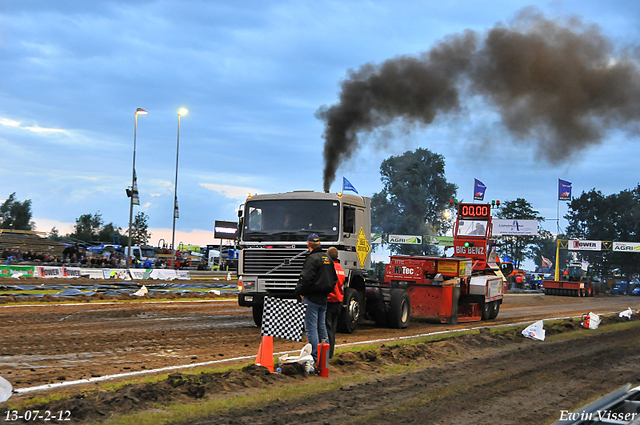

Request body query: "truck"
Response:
[123, 245, 158, 266]
[611, 281, 635, 295]
[236, 191, 510, 331]
[237, 190, 389, 332]
[542, 261, 595, 297]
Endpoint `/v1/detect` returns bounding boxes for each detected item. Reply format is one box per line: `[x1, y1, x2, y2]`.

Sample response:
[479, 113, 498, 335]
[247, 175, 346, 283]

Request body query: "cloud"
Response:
[148, 227, 216, 248]
[0, 118, 21, 127]
[0, 116, 71, 136]
[199, 183, 264, 199]
[32, 217, 75, 235]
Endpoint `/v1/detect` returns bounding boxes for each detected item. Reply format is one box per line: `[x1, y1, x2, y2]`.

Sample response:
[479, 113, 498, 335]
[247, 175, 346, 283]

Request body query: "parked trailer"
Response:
[543, 261, 594, 297]
[543, 279, 593, 297]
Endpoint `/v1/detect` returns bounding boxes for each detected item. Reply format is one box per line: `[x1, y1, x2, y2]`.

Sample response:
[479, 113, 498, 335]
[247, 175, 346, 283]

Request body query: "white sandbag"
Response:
[278, 343, 314, 366]
[0, 375, 12, 402]
[619, 308, 633, 320]
[522, 320, 545, 341]
[584, 312, 601, 329]
[132, 285, 148, 296]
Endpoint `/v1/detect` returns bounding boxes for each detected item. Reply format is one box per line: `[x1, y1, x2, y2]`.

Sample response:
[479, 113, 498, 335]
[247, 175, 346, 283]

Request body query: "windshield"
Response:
[456, 219, 488, 237]
[243, 199, 340, 242]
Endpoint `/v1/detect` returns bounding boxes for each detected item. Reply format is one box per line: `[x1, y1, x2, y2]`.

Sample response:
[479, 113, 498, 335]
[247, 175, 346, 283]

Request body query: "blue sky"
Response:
[1, 0, 639, 248]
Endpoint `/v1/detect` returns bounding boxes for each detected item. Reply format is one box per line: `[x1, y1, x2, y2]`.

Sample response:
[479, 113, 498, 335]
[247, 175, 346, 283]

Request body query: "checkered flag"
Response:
[260, 297, 306, 342]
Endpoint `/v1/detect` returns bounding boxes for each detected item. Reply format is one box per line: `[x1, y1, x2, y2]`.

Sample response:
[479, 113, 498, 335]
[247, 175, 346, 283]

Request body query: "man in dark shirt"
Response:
[295, 234, 337, 363]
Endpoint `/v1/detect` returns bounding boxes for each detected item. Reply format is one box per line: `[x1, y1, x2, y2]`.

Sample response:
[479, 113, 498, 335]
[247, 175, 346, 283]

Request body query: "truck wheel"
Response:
[338, 288, 360, 334]
[488, 301, 500, 319]
[388, 289, 410, 329]
[252, 305, 264, 328]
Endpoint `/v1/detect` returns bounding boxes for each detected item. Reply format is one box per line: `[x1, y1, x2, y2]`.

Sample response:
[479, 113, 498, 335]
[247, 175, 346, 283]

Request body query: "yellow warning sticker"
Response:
[356, 227, 371, 269]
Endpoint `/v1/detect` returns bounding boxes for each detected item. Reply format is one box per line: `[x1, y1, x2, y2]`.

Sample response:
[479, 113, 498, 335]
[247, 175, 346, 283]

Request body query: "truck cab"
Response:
[237, 191, 372, 330]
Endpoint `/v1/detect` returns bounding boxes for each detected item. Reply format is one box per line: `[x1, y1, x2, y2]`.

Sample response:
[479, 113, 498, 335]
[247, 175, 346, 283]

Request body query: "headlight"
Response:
[239, 278, 255, 292]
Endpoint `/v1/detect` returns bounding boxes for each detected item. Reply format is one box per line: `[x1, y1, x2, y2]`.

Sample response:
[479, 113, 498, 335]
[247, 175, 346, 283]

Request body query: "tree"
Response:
[68, 212, 122, 243]
[371, 148, 457, 255]
[494, 198, 544, 269]
[0, 192, 35, 230]
[130, 212, 152, 245]
[48, 227, 61, 241]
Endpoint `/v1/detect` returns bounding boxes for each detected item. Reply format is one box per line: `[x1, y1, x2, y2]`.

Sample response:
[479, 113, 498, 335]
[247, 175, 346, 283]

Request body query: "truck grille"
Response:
[242, 247, 308, 276]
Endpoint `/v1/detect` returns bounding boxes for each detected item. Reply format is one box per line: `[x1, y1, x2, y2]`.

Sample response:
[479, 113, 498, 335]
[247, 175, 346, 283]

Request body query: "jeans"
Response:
[303, 298, 328, 362]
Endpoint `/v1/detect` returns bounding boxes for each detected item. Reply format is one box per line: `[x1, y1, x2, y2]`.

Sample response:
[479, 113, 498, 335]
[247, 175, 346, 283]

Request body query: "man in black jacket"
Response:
[295, 234, 337, 363]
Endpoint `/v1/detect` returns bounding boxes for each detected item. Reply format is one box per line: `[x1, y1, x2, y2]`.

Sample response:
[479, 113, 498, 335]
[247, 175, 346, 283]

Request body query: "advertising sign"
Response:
[388, 235, 423, 244]
[492, 220, 539, 236]
[214, 220, 238, 240]
[568, 240, 602, 251]
[613, 242, 640, 253]
[425, 236, 454, 246]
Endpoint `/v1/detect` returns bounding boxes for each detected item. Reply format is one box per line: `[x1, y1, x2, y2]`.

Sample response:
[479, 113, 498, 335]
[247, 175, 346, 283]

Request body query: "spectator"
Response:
[294, 234, 337, 364]
[325, 247, 345, 359]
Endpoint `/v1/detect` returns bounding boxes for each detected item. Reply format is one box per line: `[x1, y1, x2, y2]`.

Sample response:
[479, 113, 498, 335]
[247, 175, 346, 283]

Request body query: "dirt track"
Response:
[2, 282, 640, 424]
[205, 319, 640, 425]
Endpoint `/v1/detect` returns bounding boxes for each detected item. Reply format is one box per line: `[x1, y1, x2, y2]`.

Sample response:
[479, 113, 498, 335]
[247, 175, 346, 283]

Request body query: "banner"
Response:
[174, 196, 179, 219]
[102, 269, 130, 279]
[83, 269, 106, 279]
[129, 269, 153, 280]
[613, 242, 640, 253]
[388, 235, 423, 244]
[559, 179, 572, 201]
[371, 233, 384, 244]
[569, 240, 601, 251]
[214, 220, 238, 240]
[492, 219, 539, 236]
[38, 266, 64, 278]
[0, 265, 35, 277]
[62, 267, 82, 278]
[425, 236, 454, 246]
[473, 178, 486, 201]
[132, 169, 140, 206]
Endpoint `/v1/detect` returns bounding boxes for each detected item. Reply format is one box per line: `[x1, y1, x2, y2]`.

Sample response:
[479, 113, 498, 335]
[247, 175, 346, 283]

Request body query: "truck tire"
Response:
[338, 288, 361, 334]
[388, 289, 410, 329]
[252, 304, 264, 328]
[488, 301, 500, 319]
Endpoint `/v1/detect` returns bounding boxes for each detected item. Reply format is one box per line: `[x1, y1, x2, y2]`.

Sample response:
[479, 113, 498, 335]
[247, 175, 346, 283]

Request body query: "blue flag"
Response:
[343, 177, 359, 194]
[502, 254, 514, 264]
[558, 179, 572, 201]
[473, 178, 486, 201]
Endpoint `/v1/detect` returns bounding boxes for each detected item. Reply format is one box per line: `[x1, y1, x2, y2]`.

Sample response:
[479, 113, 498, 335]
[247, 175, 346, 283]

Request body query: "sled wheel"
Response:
[482, 302, 491, 320]
[488, 301, 500, 320]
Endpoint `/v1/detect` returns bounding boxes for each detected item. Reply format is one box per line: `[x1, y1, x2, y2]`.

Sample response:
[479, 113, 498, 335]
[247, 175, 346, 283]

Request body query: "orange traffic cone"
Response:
[255, 335, 274, 372]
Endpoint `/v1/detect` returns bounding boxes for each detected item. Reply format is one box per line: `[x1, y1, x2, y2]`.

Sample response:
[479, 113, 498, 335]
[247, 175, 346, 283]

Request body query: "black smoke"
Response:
[317, 9, 640, 191]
